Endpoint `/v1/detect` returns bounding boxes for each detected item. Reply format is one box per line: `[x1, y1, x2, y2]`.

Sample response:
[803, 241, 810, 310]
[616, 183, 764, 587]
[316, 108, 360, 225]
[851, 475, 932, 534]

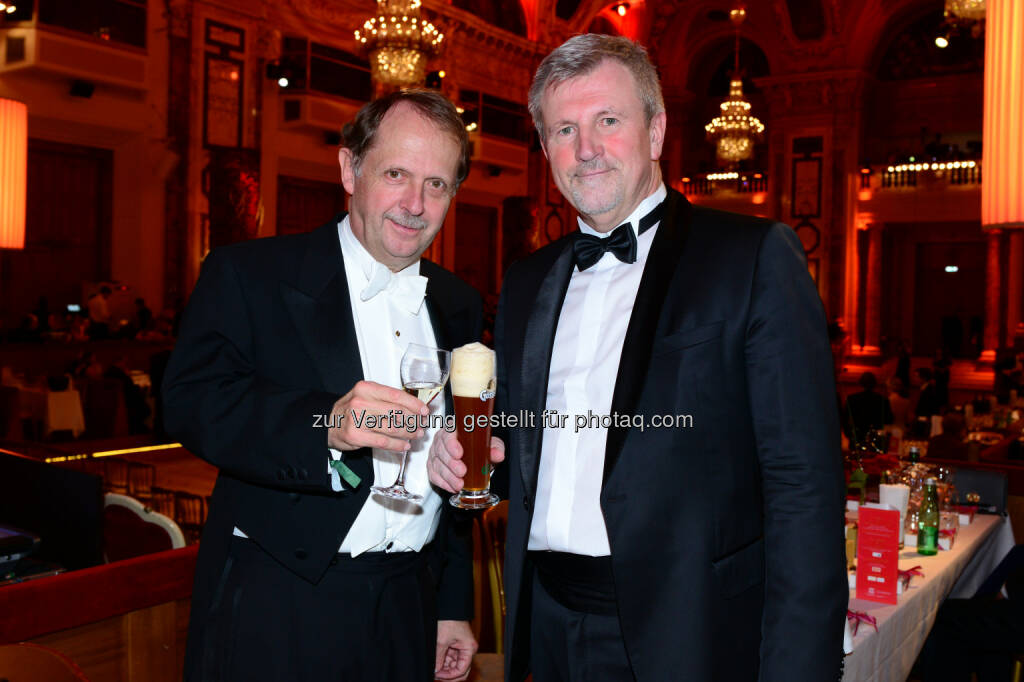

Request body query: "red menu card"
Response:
[856, 506, 901, 604]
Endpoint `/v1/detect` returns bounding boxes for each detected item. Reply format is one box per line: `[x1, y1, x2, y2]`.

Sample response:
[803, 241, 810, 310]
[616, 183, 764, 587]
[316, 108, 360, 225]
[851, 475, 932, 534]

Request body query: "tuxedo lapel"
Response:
[423, 282, 454, 415]
[603, 191, 692, 483]
[281, 216, 364, 397]
[519, 241, 575, 501]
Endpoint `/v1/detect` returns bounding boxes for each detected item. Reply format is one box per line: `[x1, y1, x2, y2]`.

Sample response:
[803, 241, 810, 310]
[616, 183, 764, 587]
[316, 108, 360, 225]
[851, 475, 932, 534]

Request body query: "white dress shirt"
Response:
[335, 217, 445, 556]
[234, 217, 445, 556]
[528, 184, 667, 556]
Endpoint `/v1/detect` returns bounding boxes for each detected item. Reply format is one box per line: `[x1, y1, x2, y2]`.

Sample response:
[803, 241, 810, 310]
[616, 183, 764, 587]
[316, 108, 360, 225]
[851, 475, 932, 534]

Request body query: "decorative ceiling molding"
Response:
[282, 0, 353, 25]
[202, 0, 270, 20]
[168, 0, 193, 38]
[426, 2, 546, 60]
[274, 0, 543, 94]
[756, 69, 869, 118]
[770, 0, 844, 48]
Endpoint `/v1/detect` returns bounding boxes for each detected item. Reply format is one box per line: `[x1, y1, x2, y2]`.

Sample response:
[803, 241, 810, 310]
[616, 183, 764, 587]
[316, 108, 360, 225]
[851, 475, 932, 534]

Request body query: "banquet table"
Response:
[15, 385, 86, 437]
[842, 514, 1015, 682]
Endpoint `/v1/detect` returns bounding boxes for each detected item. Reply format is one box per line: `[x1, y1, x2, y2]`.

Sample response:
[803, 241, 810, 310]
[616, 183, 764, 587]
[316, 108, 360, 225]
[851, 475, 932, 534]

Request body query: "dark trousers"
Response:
[529, 574, 634, 682]
[192, 536, 437, 682]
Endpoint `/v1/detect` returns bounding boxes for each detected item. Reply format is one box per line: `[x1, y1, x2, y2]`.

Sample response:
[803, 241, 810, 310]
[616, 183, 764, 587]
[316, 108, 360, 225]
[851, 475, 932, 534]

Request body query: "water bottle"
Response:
[917, 478, 939, 556]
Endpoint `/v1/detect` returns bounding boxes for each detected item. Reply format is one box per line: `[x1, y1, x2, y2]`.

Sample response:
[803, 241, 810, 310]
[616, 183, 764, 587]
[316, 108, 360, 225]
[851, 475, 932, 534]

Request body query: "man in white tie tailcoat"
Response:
[164, 89, 484, 682]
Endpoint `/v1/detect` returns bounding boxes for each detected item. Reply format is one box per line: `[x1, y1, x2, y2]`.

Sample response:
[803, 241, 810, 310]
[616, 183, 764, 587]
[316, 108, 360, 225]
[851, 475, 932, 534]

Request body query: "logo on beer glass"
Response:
[450, 343, 500, 510]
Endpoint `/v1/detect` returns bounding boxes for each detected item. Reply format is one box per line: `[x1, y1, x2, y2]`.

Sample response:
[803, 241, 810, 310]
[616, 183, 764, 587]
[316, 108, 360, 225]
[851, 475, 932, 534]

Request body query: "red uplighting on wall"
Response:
[0, 97, 27, 250]
[518, 0, 540, 41]
[982, 0, 1024, 229]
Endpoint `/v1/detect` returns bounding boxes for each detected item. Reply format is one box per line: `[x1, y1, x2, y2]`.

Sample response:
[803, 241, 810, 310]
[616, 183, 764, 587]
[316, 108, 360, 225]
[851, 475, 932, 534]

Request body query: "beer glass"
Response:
[371, 343, 449, 502]
[449, 342, 499, 510]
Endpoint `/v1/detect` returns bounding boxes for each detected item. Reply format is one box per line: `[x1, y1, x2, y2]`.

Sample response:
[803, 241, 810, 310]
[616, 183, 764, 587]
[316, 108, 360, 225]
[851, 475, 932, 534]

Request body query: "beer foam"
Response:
[451, 342, 495, 397]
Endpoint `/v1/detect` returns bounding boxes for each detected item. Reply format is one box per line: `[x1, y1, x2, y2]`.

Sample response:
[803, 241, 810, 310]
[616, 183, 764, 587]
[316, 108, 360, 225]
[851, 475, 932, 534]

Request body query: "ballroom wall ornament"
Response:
[704, 7, 765, 167]
[354, 0, 444, 88]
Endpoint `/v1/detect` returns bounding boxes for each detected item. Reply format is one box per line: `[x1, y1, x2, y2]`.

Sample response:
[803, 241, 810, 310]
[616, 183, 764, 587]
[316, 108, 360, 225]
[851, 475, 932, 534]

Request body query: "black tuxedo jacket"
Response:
[494, 190, 848, 681]
[163, 216, 482, 677]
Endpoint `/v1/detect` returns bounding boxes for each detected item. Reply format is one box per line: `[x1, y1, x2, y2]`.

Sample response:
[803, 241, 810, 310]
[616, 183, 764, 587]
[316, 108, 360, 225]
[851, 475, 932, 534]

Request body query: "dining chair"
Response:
[148, 485, 176, 519]
[480, 501, 508, 653]
[174, 491, 207, 545]
[103, 459, 130, 495]
[468, 652, 504, 682]
[102, 492, 185, 562]
[127, 461, 155, 501]
[952, 468, 1009, 515]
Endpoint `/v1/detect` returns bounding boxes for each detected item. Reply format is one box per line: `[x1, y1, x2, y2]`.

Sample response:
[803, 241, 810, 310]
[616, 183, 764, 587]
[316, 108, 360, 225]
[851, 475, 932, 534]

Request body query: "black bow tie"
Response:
[572, 201, 664, 271]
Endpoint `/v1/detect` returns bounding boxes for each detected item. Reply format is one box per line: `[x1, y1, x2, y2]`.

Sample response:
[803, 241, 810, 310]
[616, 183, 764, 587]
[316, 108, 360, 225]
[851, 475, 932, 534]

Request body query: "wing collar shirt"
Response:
[528, 183, 667, 556]
[334, 216, 445, 556]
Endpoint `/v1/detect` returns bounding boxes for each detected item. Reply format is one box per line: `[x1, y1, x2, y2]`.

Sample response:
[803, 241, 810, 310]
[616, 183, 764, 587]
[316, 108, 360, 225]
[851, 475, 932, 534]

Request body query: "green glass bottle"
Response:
[917, 478, 939, 556]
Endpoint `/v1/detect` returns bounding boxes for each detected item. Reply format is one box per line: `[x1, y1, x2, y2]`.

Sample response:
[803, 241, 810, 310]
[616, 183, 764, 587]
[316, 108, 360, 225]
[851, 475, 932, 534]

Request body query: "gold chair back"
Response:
[480, 501, 508, 653]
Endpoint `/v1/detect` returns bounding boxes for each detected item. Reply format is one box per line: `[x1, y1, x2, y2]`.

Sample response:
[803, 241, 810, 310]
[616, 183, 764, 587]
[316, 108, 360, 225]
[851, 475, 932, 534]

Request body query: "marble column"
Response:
[1007, 230, 1024, 347]
[981, 0, 1024, 359]
[862, 224, 883, 356]
[981, 230, 1002, 363]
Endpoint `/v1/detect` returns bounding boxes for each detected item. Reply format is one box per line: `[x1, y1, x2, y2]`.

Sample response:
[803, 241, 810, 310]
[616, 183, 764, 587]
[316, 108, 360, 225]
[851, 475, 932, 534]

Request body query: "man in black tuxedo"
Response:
[429, 35, 847, 681]
[164, 90, 482, 682]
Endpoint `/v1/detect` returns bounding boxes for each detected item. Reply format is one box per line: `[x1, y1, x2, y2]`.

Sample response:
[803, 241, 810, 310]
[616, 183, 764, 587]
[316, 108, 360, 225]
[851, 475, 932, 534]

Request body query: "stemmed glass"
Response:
[371, 343, 450, 502]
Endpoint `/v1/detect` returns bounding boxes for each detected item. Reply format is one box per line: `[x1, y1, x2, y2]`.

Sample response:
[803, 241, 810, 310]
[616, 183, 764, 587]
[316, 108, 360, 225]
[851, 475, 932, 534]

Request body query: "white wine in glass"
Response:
[371, 343, 450, 502]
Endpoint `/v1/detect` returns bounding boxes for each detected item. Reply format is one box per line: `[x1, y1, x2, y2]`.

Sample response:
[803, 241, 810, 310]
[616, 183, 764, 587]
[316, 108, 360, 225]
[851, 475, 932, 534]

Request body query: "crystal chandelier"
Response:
[354, 0, 444, 88]
[945, 0, 985, 20]
[705, 8, 764, 167]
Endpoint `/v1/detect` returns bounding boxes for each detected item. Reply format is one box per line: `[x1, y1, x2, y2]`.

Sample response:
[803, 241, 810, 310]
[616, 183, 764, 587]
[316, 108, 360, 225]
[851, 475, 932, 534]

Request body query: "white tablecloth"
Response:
[842, 514, 1015, 682]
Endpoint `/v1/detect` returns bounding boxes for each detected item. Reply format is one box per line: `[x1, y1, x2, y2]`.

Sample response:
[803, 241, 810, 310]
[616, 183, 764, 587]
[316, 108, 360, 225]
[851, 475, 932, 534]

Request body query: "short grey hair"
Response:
[528, 34, 665, 142]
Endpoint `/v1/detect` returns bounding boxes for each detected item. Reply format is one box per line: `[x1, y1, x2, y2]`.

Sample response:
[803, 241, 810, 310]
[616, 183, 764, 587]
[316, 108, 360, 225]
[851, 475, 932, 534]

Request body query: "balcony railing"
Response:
[458, 90, 530, 144]
[2, 0, 148, 50]
[278, 37, 372, 105]
[679, 171, 768, 196]
[865, 160, 982, 190]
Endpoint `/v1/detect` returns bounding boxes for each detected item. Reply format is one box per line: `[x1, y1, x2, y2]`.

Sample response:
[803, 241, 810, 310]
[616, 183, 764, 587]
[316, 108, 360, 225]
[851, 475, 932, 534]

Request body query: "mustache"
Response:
[572, 159, 615, 178]
[384, 211, 428, 230]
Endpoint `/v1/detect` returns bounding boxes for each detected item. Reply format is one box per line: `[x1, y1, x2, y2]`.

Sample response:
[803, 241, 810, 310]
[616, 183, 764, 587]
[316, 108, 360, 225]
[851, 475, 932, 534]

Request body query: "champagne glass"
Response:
[371, 343, 450, 502]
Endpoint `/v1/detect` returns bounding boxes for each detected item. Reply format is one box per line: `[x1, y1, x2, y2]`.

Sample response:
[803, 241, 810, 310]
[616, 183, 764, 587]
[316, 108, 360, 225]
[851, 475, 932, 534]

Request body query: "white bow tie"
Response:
[360, 263, 428, 315]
